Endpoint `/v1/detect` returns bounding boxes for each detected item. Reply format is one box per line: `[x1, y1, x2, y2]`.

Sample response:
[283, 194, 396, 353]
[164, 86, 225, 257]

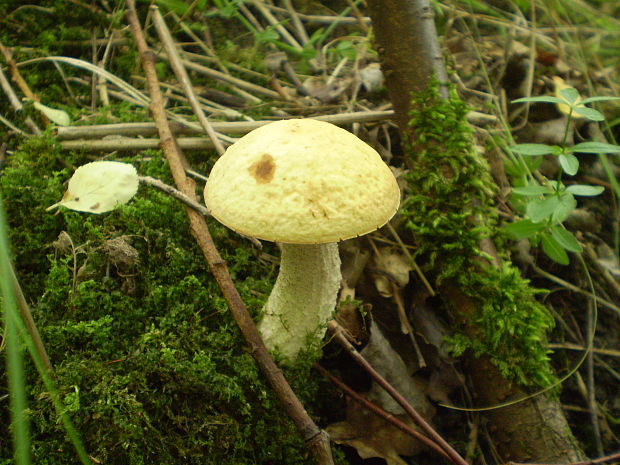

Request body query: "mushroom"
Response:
[204, 119, 400, 361]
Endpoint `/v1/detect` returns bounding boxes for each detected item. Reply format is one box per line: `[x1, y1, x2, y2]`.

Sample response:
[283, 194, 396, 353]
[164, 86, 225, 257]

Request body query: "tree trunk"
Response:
[366, 0, 585, 461]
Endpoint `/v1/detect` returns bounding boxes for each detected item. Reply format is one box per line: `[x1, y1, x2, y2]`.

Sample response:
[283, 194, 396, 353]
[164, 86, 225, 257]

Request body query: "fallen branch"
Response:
[59, 136, 217, 152]
[55, 110, 397, 140]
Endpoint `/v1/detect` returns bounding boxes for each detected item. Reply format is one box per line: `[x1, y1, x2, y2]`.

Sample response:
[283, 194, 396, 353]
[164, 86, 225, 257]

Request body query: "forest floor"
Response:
[1, 1, 619, 464]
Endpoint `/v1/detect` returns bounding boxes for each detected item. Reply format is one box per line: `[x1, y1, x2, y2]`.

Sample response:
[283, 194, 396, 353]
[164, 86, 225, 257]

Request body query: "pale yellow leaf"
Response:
[48, 161, 138, 214]
[33, 101, 71, 126]
[552, 76, 585, 119]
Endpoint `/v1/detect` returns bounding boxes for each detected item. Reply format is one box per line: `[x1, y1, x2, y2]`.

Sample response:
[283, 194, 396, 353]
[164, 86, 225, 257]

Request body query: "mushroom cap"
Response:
[204, 119, 400, 244]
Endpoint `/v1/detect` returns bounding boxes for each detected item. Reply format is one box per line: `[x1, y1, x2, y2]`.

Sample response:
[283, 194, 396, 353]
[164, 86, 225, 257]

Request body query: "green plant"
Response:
[1, 192, 92, 465]
[504, 87, 620, 264]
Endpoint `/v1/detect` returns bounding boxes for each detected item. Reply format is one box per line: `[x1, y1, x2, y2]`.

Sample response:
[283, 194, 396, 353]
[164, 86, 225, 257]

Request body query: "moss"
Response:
[401, 82, 556, 387]
[0, 136, 329, 464]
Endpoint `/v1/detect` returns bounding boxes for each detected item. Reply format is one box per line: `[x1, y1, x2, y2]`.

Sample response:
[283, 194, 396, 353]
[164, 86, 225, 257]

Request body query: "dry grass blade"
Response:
[151, 5, 226, 155]
[17, 56, 150, 105]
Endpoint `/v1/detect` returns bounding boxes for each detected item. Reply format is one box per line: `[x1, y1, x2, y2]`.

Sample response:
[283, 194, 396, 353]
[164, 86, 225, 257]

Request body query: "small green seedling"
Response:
[505, 86, 620, 264]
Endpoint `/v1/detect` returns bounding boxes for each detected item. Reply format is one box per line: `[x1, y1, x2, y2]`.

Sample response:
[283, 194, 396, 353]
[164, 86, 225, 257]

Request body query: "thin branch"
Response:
[139, 175, 210, 216]
[139, 176, 261, 249]
[59, 137, 219, 152]
[125, 3, 333, 463]
[0, 41, 41, 103]
[0, 60, 41, 134]
[55, 110, 493, 142]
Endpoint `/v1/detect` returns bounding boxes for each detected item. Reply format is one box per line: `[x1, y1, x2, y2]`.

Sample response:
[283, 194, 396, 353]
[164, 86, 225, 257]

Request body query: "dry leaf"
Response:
[327, 322, 433, 464]
[104, 236, 140, 270]
[596, 243, 620, 278]
[327, 403, 420, 465]
[302, 76, 351, 102]
[372, 247, 411, 298]
[552, 76, 586, 118]
[48, 161, 139, 214]
[33, 101, 71, 126]
[361, 321, 434, 417]
[359, 62, 384, 92]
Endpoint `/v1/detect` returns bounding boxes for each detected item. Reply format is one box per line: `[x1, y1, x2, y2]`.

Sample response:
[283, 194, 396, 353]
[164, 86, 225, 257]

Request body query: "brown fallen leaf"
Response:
[327, 321, 435, 464]
[371, 247, 411, 298]
[326, 398, 422, 465]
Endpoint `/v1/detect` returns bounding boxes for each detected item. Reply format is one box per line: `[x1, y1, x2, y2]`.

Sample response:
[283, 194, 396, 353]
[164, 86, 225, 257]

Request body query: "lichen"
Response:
[401, 82, 556, 387]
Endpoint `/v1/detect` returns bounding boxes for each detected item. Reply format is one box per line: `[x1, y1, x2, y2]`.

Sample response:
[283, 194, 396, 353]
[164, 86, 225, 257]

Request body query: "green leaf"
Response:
[512, 96, 565, 105]
[559, 87, 580, 104]
[565, 185, 605, 196]
[510, 144, 555, 156]
[503, 219, 547, 240]
[255, 27, 279, 43]
[580, 96, 620, 104]
[558, 153, 579, 175]
[571, 141, 620, 154]
[157, 0, 190, 15]
[512, 185, 552, 196]
[572, 107, 605, 121]
[299, 46, 317, 60]
[549, 225, 582, 253]
[553, 192, 577, 223]
[308, 28, 326, 45]
[526, 196, 560, 223]
[541, 233, 569, 265]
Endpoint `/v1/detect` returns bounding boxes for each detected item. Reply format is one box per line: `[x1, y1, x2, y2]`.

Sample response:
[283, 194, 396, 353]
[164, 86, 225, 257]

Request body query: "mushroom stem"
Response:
[258, 242, 341, 361]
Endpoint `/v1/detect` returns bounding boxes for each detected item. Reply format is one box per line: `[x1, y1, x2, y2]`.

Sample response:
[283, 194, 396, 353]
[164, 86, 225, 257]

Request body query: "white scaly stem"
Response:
[258, 242, 341, 361]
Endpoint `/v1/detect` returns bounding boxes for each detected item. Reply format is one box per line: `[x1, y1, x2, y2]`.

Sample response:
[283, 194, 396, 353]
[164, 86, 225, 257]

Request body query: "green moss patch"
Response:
[401, 84, 556, 387]
[0, 136, 323, 464]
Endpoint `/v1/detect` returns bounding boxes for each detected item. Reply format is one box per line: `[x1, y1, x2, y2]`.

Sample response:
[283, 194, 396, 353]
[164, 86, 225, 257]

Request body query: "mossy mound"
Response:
[0, 135, 325, 464]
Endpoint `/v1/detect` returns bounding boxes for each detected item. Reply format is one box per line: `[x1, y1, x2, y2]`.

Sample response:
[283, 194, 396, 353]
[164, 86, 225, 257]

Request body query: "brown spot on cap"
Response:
[248, 154, 276, 184]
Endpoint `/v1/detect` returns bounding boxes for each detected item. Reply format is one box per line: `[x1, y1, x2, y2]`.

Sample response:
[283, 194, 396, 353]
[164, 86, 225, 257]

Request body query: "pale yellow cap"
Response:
[204, 119, 400, 244]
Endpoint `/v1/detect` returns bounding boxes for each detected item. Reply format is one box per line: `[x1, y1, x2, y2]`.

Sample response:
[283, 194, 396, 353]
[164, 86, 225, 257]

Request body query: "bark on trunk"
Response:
[443, 286, 584, 462]
[366, 0, 584, 461]
[366, 0, 448, 131]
